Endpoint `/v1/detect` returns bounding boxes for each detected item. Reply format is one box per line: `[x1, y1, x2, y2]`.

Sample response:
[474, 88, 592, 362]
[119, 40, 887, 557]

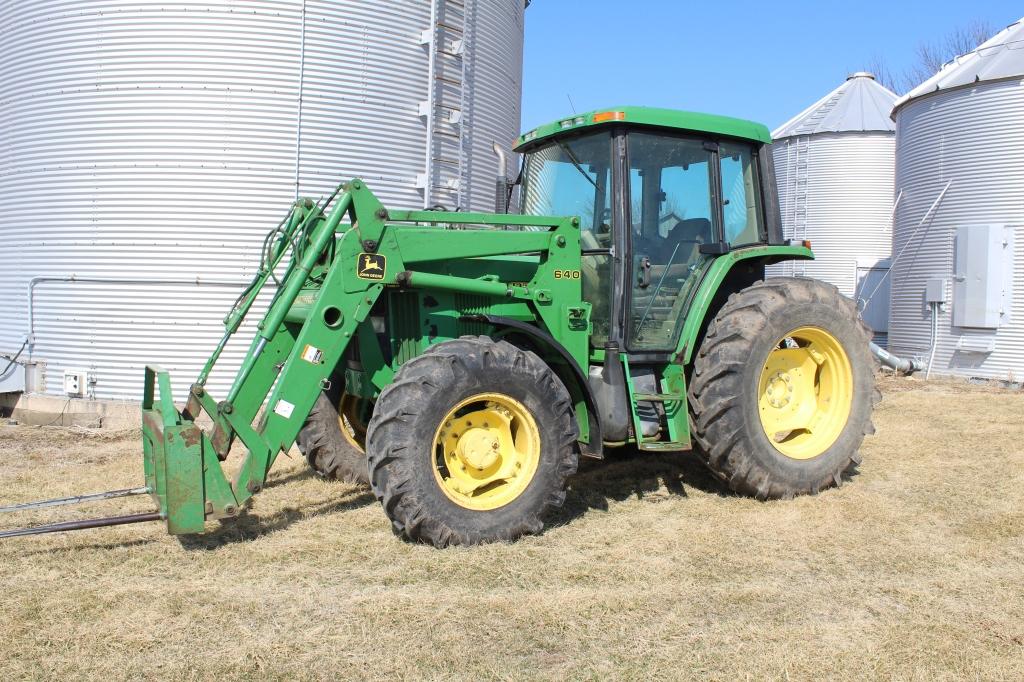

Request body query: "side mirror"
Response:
[699, 241, 730, 256]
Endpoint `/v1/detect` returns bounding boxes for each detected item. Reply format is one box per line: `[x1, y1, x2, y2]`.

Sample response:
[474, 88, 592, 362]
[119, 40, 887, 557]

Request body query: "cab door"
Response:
[626, 132, 719, 352]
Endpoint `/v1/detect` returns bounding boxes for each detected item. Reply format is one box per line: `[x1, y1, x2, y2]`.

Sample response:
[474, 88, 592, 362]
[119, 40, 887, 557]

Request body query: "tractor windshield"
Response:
[521, 131, 613, 344]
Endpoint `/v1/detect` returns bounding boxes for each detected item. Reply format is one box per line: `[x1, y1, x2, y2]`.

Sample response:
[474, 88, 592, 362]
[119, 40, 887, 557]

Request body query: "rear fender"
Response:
[675, 245, 813, 366]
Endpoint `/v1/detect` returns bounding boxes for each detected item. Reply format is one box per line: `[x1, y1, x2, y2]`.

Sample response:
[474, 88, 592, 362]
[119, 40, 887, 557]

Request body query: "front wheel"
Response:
[365, 336, 579, 547]
[688, 278, 879, 499]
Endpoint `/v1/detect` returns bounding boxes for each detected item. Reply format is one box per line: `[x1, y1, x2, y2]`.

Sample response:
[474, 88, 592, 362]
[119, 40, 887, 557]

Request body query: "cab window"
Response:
[521, 131, 613, 345]
[627, 132, 717, 351]
[719, 142, 765, 245]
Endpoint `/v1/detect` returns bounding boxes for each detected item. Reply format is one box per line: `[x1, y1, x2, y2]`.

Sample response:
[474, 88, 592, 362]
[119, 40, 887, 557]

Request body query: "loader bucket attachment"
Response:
[142, 365, 237, 534]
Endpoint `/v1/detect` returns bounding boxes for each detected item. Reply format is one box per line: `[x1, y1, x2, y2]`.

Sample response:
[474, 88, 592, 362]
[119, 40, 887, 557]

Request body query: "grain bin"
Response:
[889, 18, 1024, 381]
[0, 0, 525, 400]
[770, 73, 898, 344]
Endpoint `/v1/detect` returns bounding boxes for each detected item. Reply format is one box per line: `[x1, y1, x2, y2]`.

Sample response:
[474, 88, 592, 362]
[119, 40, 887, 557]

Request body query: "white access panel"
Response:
[953, 224, 1014, 329]
[855, 259, 891, 334]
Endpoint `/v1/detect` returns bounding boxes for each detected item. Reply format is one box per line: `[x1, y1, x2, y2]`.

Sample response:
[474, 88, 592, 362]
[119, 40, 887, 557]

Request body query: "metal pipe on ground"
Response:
[0, 487, 149, 514]
[870, 342, 925, 375]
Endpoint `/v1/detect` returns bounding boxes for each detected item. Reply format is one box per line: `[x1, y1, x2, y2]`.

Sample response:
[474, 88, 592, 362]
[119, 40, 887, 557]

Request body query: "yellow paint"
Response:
[432, 393, 541, 511]
[757, 326, 853, 460]
[337, 393, 367, 454]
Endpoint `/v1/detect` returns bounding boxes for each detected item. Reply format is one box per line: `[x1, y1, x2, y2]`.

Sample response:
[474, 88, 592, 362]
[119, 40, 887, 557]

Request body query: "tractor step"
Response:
[637, 440, 690, 452]
[632, 392, 684, 402]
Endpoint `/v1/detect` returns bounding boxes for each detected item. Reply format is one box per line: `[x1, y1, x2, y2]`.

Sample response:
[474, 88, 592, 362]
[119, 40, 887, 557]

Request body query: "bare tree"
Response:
[863, 54, 901, 93]
[904, 19, 995, 88]
[861, 19, 996, 94]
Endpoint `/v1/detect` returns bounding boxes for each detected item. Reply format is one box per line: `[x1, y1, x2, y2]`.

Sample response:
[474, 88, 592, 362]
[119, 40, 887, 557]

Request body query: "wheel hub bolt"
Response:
[455, 428, 500, 470]
[767, 371, 792, 408]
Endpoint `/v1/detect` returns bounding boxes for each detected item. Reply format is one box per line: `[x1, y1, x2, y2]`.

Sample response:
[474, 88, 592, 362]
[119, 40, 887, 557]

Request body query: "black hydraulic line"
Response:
[0, 487, 149, 514]
[0, 512, 162, 539]
[0, 337, 28, 380]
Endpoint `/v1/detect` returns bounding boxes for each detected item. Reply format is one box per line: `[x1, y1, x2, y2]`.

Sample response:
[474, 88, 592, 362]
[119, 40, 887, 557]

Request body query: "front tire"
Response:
[688, 278, 879, 499]
[365, 336, 579, 547]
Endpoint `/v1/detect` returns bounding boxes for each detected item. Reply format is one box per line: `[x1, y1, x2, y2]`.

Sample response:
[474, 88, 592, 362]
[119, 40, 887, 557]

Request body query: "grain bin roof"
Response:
[772, 73, 897, 141]
[892, 17, 1024, 116]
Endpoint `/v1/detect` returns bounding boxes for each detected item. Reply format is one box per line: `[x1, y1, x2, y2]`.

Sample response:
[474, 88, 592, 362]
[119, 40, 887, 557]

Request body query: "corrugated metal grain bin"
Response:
[0, 0, 525, 400]
[889, 18, 1024, 381]
[769, 73, 898, 345]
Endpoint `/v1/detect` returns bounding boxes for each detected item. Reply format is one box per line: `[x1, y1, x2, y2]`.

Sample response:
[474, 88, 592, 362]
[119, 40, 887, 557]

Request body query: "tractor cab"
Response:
[513, 107, 782, 355]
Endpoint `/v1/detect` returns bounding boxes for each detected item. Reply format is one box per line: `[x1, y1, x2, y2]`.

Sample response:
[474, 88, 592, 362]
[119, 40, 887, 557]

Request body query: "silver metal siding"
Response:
[297, 0, 430, 205]
[769, 133, 895, 301]
[890, 78, 1024, 380]
[459, 0, 523, 209]
[0, 0, 524, 400]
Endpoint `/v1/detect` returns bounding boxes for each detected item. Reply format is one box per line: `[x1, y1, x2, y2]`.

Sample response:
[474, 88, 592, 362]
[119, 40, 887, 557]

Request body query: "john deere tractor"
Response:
[1, 107, 877, 547]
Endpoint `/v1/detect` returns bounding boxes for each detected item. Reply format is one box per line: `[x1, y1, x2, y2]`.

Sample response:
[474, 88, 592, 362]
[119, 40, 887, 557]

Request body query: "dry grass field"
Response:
[1, 376, 1022, 681]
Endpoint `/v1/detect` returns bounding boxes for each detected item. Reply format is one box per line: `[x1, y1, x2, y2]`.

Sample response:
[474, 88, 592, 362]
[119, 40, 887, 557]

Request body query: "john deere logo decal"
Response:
[357, 253, 386, 280]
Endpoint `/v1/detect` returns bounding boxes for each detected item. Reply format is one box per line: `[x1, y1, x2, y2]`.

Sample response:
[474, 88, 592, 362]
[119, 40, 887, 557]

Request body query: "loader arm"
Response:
[139, 180, 581, 533]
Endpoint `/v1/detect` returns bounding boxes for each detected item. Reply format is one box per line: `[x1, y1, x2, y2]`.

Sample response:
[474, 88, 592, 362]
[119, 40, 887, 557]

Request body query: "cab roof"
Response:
[513, 106, 772, 152]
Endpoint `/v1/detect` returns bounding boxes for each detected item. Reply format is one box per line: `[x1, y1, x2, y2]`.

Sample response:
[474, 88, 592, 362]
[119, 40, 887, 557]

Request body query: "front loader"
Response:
[1, 107, 878, 547]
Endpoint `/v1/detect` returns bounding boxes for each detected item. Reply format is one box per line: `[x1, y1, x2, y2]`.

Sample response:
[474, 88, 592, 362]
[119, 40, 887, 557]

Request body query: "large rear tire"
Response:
[365, 336, 579, 547]
[688, 278, 879, 499]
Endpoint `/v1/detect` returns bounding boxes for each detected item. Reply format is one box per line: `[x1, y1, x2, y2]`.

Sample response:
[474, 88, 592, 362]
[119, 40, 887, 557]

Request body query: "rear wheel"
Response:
[365, 336, 579, 547]
[688, 278, 879, 499]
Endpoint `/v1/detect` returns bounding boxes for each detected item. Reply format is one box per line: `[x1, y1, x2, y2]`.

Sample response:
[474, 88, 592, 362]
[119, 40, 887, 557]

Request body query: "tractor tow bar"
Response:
[0, 487, 161, 539]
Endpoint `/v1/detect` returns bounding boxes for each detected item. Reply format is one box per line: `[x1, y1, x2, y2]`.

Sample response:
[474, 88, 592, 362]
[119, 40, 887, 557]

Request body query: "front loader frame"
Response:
[139, 179, 583, 534]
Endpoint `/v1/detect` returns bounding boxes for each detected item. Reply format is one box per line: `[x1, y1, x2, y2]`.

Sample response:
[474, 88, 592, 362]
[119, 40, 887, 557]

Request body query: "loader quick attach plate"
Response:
[142, 365, 236, 534]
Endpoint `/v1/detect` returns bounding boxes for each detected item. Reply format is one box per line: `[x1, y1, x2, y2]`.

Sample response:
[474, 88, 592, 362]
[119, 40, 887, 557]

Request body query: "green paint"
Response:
[674, 244, 813, 366]
[514, 105, 772, 152]
[138, 106, 814, 536]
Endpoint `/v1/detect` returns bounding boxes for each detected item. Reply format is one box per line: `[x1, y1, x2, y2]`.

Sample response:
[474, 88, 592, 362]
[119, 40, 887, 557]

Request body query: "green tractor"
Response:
[1, 107, 877, 547]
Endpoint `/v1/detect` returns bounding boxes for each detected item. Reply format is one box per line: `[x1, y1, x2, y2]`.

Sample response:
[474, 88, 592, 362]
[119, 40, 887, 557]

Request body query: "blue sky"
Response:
[521, 1, 1022, 132]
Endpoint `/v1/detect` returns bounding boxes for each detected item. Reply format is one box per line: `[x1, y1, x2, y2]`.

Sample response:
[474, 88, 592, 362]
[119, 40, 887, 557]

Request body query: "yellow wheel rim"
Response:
[337, 394, 368, 454]
[757, 326, 854, 460]
[432, 393, 541, 511]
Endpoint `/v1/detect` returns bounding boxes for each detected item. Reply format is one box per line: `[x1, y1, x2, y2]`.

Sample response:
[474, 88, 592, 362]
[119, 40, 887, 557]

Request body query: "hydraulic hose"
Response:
[0, 338, 28, 380]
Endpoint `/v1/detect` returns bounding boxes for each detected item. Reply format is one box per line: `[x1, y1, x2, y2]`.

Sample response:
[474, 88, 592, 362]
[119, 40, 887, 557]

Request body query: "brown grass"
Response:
[1, 378, 1022, 681]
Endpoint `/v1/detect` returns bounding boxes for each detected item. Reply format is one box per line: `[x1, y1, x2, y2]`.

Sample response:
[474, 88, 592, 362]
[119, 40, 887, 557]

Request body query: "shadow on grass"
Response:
[178, 489, 376, 550]
[547, 447, 732, 527]
[262, 466, 317, 490]
[15, 537, 155, 556]
[187, 448, 731, 546]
